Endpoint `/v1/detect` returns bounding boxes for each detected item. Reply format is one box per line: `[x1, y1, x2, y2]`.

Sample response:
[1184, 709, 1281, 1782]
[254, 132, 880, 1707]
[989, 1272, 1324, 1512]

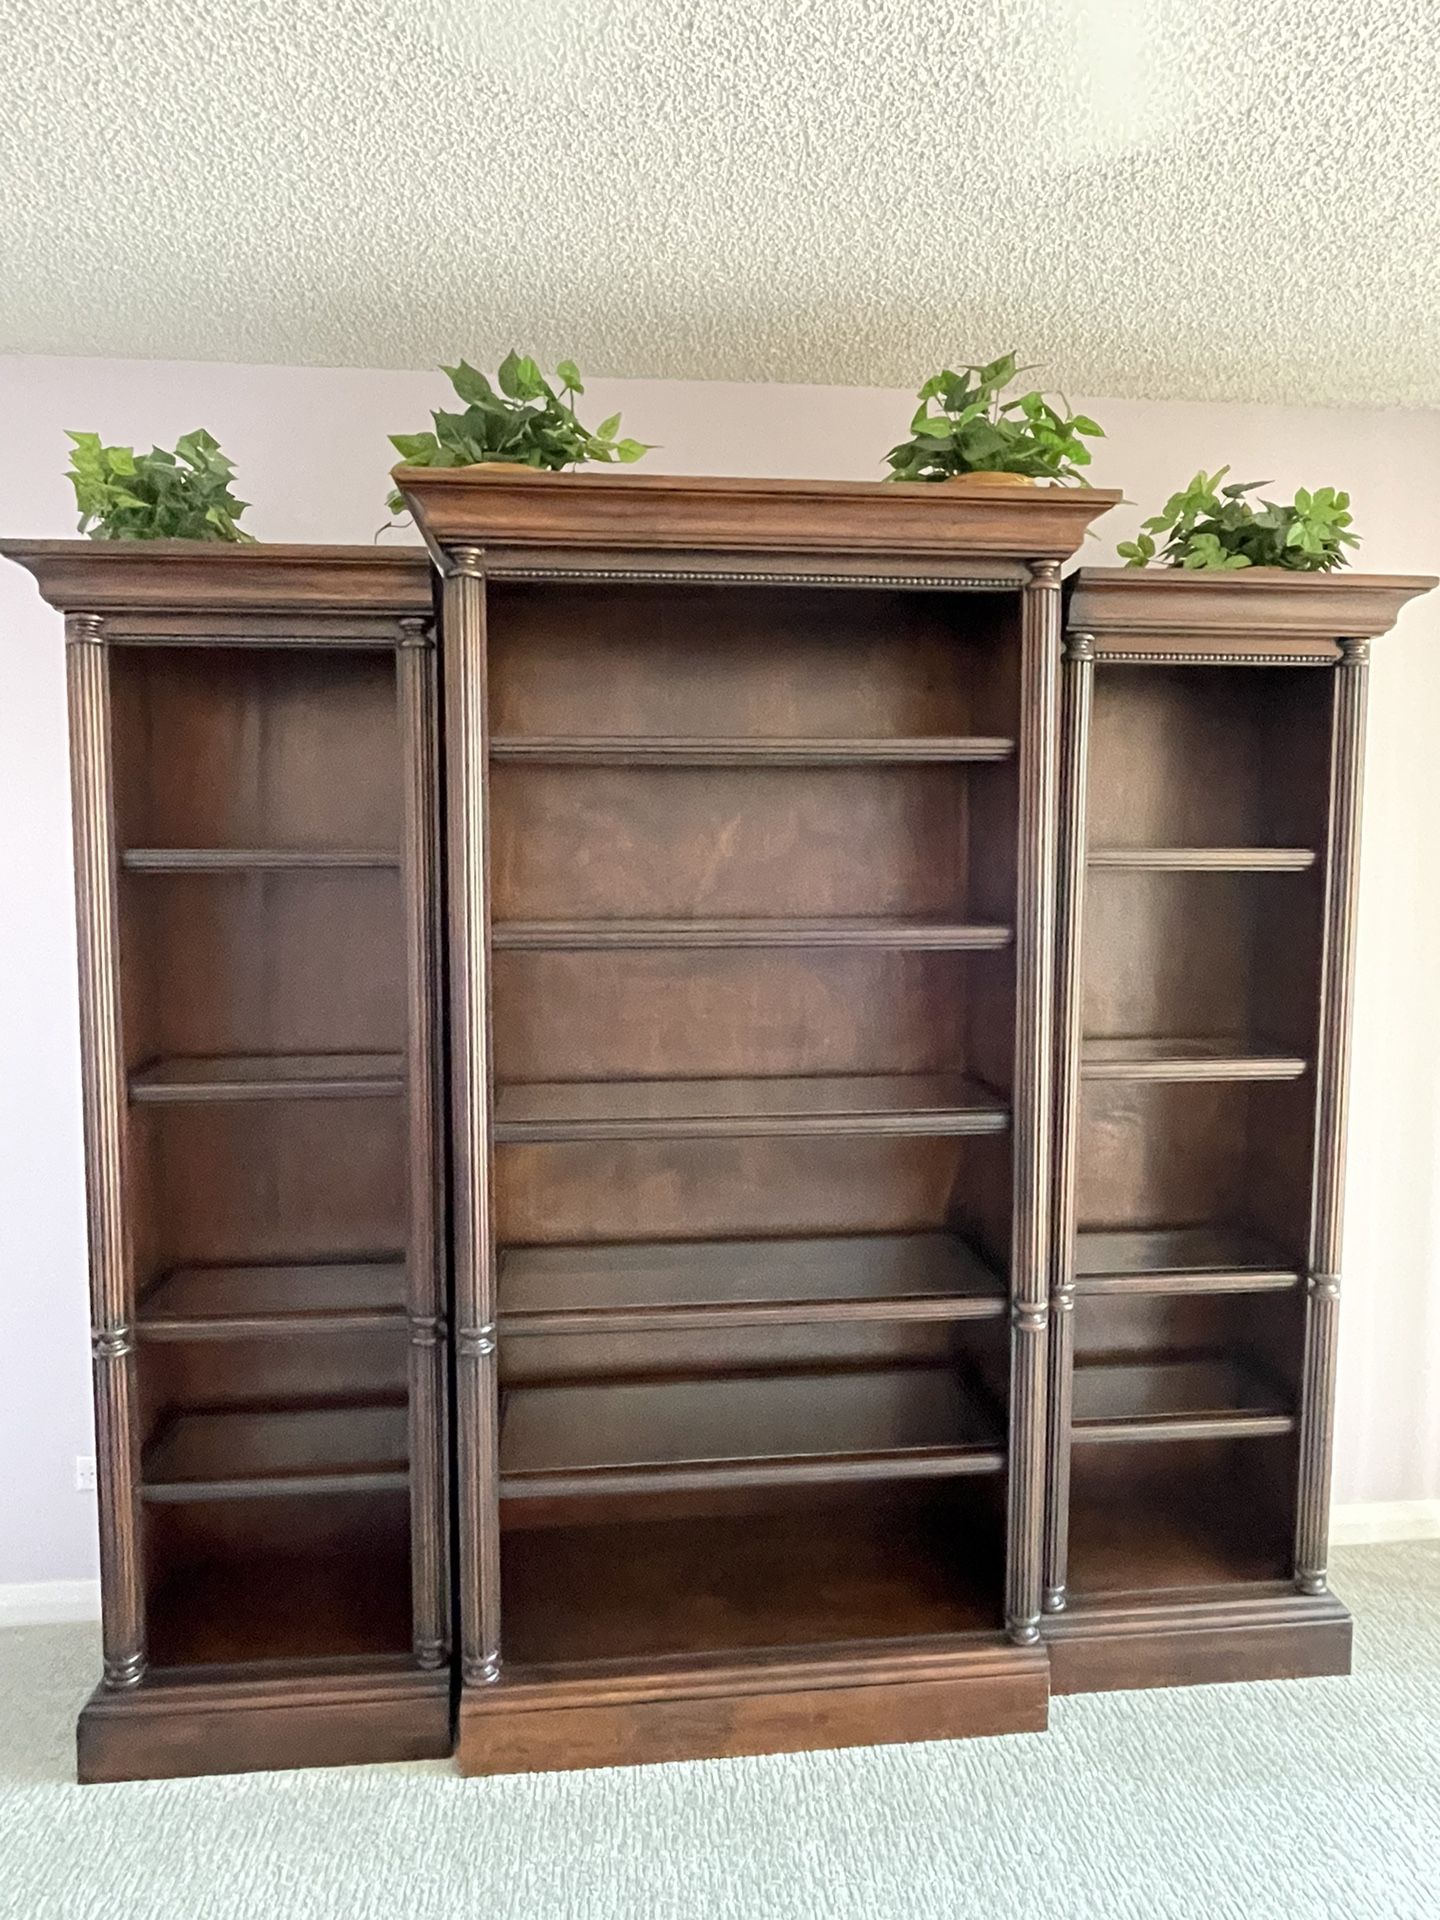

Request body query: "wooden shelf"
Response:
[121, 848, 401, 872]
[142, 1403, 409, 1502]
[491, 916, 1012, 952]
[501, 1495, 1002, 1667]
[493, 1072, 1009, 1143]
[490, 735, 1016, 767]
[137, 1261, 408, 1339]
[498, 1232, 1006, 1334]
[129, 1052, 405, 1104]
[1072, 1357, 1294, 1443]
[1074, 1228, 1300, 1295]
[1080, 1038, 1308, 1083]
[499, 1366, 1005, 1499]
[1088, 848, 1316, 873]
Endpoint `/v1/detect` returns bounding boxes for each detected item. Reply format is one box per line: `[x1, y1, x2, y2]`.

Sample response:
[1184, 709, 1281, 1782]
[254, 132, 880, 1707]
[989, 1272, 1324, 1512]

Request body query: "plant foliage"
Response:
[66, 429, 253, 541]
[386, 353, 650, 510]
[1117, 469, 1359, 571]
[884, 353, 1103, 484]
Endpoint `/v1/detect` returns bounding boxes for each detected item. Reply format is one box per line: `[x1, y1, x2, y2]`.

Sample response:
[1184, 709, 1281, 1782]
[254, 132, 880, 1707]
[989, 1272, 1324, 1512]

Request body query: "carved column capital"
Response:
[1338, 635, 1371, 667]
[65, 612, 106, 647]
[449, 546, 487, 580]
[1064, 630, 1096, 663]
[396, 615, 433, 649]
[1027, 558, 1062, 586]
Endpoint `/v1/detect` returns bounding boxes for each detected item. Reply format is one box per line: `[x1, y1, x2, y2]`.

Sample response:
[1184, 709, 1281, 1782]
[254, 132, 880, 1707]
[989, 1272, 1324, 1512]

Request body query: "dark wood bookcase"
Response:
[6, 497, 1431, 1782]
[398, 470, 1118, 1771]
[2, 543, 449, 1780]
[1044, 567, 1432, 1693]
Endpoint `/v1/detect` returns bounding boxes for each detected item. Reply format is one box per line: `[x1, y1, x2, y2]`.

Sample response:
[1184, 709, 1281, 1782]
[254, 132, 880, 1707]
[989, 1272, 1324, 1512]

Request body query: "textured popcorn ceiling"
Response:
[2, 0, 1438, 404]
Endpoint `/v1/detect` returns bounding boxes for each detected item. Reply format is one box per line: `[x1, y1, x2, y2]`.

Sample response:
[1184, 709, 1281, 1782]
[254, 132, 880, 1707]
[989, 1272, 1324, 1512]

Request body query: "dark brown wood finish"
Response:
[403, 472, 1117, 1774]
[5, 543, 449, 1780]
[1048, 565, 1433, 1692]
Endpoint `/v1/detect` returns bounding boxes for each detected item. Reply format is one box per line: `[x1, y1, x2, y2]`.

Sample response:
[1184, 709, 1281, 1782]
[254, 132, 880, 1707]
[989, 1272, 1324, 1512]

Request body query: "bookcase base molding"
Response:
[1045, 1589, 1352, 1697]
[77, 1668, 451, 1786]
[457, 1641, 1048, 1775]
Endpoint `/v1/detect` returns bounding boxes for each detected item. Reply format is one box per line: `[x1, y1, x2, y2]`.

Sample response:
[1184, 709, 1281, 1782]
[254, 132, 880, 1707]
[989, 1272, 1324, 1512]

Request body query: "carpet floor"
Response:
[1, 1542, 1437, 1920]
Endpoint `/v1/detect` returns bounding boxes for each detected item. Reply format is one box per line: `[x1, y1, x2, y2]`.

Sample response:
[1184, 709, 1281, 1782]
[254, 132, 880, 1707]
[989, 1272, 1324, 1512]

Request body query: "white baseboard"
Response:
[0, 1579, 101, 1627]
[0, 1507, 1433, 1629]
[1330, 1499, 1440, 1546]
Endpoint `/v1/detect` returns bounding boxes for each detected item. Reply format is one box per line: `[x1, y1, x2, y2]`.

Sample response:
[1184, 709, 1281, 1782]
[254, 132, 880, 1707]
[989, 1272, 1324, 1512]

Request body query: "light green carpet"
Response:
[2, 1542, 1437, 1920]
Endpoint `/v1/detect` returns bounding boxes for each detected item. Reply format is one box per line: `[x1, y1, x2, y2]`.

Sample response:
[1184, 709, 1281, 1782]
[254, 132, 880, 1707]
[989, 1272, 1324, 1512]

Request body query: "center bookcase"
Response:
[400, 471, 1118, 1771]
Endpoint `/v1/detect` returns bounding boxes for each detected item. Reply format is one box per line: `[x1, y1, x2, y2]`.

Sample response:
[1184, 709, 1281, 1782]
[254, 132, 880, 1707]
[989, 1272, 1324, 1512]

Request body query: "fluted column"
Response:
[1295, 636, 1370, 1594]
[397, 618, 450, 1670]
[1043, 630, 1094, 1613]
[442, 549, 503, 1683]
[1006, 561, 1063, 1645]
[67, 613, 145, 1688]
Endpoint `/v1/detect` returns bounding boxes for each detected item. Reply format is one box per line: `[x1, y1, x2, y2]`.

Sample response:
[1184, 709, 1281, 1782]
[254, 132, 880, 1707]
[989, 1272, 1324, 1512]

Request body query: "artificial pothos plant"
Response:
[884, 353, 1103, 484]
[1117, 469, 1359, 571]
[386, 353, 649, 512]
[65, 429, 254, 541]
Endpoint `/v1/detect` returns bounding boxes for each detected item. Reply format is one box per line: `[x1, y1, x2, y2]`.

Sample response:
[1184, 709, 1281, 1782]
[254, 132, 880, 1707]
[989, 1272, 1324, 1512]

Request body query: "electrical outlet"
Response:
[75, 1455, 96, 1493]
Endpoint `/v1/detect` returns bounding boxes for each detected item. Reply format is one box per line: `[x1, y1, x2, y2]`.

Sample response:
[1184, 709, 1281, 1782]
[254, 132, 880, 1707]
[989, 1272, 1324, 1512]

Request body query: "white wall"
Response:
[2, 354, 1437, 1588]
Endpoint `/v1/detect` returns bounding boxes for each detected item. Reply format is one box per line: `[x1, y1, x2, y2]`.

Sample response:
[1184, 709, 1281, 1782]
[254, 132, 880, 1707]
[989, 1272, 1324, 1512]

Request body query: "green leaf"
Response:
[555, 359, 583, 394]
[1071, 415, 1103, 436]
[611, 438, 648, 463]
[389, 431, 440, 462]
[595, 413, 621, 441]
[497, 351, 545, 400]
[443, 361, 498, 407]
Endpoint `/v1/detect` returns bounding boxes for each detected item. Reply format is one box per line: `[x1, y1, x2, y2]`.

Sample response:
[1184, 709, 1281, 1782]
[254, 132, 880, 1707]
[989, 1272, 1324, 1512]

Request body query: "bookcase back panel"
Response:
[130, 1102, 406, 1283]
[1076, 1081, 1313, 1256]
[120, 870, 404, 1064]
[1066, 1437, 1296, 1599]
[500, 1316, 1007, 1386]
[496, 1134, 1008, 1250]
[493, 950, 977, 1080]
[1086, 666, 1331, 849]
[487, 583, 1018, 738]
[138, 1331, 407, 1430]
[111, 648, 402, 851]
[1082, 870, 1323, 1053]
[144, 1489, 413, 1668]
[492, 765, 975, 919]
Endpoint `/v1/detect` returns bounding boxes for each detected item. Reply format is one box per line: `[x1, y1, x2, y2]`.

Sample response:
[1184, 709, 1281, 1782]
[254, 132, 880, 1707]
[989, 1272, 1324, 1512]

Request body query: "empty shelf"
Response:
[129, 1052, 405, 1103]
[498, 1232, 1006, 1333]
[137, 1260, 408, 1338]
[1074, 1229, 1300, 1294]
[489, 735, 1016, 767]
[493, 1073, 1009, 1143]
[142, 1404, 409, 1501]
[499, 1367, 1006, 1499]
[147, 1546, 414, 1667]
[1071, 1358, 1294, 1443]
[121, 848, 401, 871]
[1087, 848, 1316, 872]
[1080, 1038, 1308, 1083]
[502, 1496, 1002, 1667]
[491, 916, 1012, 952]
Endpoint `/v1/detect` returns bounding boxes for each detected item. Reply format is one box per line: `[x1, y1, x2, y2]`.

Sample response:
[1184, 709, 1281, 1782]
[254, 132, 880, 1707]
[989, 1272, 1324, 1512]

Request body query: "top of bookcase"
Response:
[396, 468, 1121, 575]
[1, 541, 431, 617]
[1069, 565, 1435, 659]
